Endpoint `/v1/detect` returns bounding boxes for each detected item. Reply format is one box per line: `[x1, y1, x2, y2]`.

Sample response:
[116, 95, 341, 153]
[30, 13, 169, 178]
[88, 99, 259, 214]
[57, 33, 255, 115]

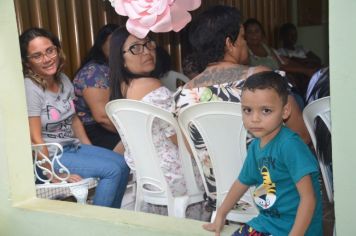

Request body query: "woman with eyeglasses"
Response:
[73, 24, 121, 150]
[109, 27, 203, 210]
[20, 27, 130, 208]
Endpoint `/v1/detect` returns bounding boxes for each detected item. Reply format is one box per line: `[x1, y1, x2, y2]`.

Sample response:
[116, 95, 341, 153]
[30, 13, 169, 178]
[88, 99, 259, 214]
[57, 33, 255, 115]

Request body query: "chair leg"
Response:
[210, 210, 217, 223]
[69, 185, 89, 204]
[170, 196, 189, 218]
[134, 189, 143, 212]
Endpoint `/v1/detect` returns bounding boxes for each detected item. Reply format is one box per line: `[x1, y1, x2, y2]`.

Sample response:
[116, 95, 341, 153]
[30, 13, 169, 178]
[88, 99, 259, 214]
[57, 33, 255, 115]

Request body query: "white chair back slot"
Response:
[178, 101, 258, 223]
[303, 96, 333, 203]
[160, 70, 190, 91]
[105, 99, 204, 217]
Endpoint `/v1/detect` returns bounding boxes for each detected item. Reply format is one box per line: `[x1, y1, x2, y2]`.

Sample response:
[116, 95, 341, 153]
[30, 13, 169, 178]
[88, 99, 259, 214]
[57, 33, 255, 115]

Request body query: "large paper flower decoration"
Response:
[109, 0, 201, 38]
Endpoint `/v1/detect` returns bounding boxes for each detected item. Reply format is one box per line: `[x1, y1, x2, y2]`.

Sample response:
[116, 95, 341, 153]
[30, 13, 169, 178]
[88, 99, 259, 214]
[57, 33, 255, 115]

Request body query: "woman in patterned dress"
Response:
[174, 5, 310, 204]
[109, 27, 203, 201]
[73, 24, 120, 150]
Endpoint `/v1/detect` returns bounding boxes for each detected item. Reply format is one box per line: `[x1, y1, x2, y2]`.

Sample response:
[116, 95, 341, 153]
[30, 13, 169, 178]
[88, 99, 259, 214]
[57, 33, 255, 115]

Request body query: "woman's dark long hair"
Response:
[188, 5, 241, 73]
[75, 24, 118, 74]
[19, 27, 65, 90]
[109, 27, 131, 100]
[152, 46, 171, 78]
[109, 27, 165, 100]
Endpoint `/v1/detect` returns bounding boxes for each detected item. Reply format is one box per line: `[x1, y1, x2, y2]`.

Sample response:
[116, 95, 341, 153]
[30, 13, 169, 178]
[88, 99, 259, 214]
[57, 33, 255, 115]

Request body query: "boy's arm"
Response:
[289, 175, 316, 236]
[203, 180, 249, 236]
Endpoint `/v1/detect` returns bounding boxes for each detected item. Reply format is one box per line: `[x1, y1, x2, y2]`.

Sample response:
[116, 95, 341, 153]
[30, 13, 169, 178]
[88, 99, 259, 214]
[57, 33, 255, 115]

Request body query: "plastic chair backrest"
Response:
[303, 96, 333, 202]
[178, 101, 258, 222]
[160, 70, 190, 91]
[105, 99, 203, 209]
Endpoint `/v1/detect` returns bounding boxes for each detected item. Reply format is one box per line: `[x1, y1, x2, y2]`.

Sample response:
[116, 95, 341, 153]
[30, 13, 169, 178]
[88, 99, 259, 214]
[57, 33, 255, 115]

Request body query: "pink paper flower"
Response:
[109, 0, 201, 38]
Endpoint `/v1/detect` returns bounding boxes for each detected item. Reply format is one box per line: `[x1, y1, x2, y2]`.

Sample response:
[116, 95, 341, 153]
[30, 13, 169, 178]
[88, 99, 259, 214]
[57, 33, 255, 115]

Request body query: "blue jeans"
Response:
[55, 144, 129, 208]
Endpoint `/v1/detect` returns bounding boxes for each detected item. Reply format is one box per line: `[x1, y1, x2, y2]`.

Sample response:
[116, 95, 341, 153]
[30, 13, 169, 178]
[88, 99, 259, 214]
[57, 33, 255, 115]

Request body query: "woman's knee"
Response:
[103, 158, 129, 180]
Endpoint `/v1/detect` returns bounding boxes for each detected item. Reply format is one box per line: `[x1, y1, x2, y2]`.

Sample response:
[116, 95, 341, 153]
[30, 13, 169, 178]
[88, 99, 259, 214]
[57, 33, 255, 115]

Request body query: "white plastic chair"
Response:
[303, 96, 333, 202]
[160, 70, 190, 92]
[178, 101, 259, 223]
[33, 143, 97, 204]
[105, 99, 204, 218]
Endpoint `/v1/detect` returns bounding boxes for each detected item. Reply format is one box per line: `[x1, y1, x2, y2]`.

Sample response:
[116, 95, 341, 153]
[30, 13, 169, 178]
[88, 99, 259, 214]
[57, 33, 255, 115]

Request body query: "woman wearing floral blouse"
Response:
[174, 5, 310, 205]
[73, 24, 120, 150]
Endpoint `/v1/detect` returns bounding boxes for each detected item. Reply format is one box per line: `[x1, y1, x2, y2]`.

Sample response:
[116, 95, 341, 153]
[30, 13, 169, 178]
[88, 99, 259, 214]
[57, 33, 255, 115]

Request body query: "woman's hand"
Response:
[50, 173, 83, 183]
[203, 215, 225, 236]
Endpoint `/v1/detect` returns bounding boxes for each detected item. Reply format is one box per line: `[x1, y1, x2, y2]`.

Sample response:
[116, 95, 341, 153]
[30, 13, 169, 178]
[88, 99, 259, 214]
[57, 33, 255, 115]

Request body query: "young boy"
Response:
[203, 71, 322, 236]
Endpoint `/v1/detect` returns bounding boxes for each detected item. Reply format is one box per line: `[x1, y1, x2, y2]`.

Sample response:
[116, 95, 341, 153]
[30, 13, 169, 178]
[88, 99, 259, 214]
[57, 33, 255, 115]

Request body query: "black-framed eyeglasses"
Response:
[123, 40, 156, 55]
[27, 46, 58, 64]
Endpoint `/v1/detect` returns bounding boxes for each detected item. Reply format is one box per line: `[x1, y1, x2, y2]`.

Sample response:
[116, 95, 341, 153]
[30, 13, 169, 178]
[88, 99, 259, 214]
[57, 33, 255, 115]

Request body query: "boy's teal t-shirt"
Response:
[238, 126, 322, 236]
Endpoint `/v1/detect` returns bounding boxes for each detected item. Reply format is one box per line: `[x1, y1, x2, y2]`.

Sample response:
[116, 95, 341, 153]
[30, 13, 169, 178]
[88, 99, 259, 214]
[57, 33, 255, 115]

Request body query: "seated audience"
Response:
[174, 5, 310, 205]
[73, 24, 120, 150]
[244, 18, 280, 71]
[109, 27, 202, 200]
[244, 18, 317, 96]
[278, 23, 322, 69]
[20, 27, 129, 208]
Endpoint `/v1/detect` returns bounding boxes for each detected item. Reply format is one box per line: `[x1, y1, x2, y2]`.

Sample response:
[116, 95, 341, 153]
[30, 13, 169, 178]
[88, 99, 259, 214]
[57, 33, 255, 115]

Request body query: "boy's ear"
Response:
[282, 102, 292, 120]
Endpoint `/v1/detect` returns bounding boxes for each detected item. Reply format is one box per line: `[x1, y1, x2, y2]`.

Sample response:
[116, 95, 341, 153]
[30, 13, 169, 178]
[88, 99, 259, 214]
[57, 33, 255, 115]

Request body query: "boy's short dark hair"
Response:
[242, 71, 289, 105]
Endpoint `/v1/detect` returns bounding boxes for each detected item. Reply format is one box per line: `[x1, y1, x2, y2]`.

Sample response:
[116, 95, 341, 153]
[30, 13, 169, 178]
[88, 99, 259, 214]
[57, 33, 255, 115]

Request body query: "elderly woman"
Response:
[174, 5, 310, 204]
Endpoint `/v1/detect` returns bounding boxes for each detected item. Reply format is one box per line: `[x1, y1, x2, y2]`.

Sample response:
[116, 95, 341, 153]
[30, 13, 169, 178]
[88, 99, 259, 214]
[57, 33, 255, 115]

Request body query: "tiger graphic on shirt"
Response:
[253, 166, 276, 209]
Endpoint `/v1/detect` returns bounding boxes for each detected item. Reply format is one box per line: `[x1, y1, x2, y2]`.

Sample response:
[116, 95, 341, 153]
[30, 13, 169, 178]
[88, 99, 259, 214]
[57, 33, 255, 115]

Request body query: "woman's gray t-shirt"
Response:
[24, 73, 80, 151]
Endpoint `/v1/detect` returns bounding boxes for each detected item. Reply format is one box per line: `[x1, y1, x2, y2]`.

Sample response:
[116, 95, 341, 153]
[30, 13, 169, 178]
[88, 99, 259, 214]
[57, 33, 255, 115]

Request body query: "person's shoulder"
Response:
[276, 126, 305, 148]
[24, 78, 42, 91]
[87, 61, 109, 72]
[187, 64, 252, 88]
[280, 125, 296, 136]
[59, 73, 75, 90]
[247, 65, 271, 76]
[262, 43, 273, 52]
[59, 73, 70, 81]
[126, 77, 162, 100]
[24, 77, 34, 85]
[79, 61, 108, 74]
[277, 47, 288, 56]
[248, 138, 260, 149]
[59, 73, 72, 85]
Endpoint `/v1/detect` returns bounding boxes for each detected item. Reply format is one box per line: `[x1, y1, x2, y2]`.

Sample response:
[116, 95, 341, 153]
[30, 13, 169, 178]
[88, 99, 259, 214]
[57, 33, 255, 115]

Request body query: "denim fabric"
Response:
[55, 144, 129, 208]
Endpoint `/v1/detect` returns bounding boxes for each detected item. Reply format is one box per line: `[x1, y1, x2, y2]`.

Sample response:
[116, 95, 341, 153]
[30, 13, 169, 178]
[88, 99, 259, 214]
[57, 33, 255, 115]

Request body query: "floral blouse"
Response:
[120, 86, 202, 197]
[73, 62, 110, 125]
[174, 66, 256, 199]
